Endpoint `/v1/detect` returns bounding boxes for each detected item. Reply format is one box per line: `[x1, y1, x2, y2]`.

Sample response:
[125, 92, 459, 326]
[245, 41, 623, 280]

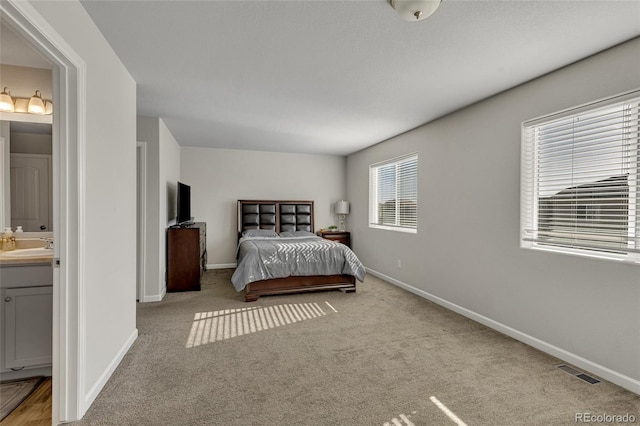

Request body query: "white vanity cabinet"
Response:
[0, 264, 53, 378]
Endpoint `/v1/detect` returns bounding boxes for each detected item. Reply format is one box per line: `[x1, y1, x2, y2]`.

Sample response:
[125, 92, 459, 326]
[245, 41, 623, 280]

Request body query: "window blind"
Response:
[369, 154, 418, 231]
[521, 92, 640, 260]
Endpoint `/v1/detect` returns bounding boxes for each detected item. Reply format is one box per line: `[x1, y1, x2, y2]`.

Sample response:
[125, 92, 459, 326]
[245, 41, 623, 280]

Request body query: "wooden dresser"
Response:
[166, 222, 206, 292]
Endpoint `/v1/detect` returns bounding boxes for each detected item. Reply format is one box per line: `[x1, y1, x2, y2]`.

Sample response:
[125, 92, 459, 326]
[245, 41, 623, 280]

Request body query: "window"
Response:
[521, 91, 640, 262]
[369, 154, 418, 233]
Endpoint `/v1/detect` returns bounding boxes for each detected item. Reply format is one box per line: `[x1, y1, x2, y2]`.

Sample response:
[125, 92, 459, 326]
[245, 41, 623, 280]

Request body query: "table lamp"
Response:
[335, 200, 350, 231]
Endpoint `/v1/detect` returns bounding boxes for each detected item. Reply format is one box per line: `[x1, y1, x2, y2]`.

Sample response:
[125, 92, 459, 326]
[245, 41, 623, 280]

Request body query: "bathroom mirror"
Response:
[1, 119, 53, 234]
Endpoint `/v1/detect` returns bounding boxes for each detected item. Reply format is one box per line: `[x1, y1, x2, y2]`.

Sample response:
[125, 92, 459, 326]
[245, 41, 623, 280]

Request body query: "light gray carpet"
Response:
[0, 376, 44, 421]
[71, 270, 639, 425]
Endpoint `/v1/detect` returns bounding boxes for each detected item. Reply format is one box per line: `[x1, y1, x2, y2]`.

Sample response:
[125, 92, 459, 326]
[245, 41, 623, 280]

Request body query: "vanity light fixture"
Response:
[388, 0, 441, 21]
[28, 90, 45, 114]
[0, 88, 52, 115]
[0, 87, 14, 112]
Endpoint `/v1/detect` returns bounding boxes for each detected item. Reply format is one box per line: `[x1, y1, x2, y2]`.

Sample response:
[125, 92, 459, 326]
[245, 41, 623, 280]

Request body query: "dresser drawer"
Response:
[318, 231, 351, 248]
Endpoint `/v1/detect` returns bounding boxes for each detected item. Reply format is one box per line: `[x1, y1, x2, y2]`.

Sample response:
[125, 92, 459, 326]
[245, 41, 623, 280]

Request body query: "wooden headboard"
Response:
[237, 200, 314, 237]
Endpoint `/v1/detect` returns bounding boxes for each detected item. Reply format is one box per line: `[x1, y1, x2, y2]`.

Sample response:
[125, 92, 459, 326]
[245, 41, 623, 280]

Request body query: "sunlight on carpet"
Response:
[186, 301, 334, 348]
[382, 397, 468, 426]
[430, 396, 468, 426]
[383, 412, 417, 426]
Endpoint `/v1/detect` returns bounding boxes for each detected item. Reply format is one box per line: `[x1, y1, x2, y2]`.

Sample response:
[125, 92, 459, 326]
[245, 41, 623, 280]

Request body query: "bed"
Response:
[232, 200, 366, 302]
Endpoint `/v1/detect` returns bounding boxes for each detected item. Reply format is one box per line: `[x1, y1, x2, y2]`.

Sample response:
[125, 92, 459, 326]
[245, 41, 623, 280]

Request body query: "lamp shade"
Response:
[388, 0, 441, 21]
[335, 200, 350, 215]
[28, 90, 45, 114]
[0, 87, 14, 112]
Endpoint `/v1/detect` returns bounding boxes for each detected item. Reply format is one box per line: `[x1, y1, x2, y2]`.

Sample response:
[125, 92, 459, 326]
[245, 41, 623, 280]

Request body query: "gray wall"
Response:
[0, 64, 52, 101]
[136, 116, 181, 302]
[10, 131, 52, 154]
[347, 38, 640, 393]
[30, 0, 138, 415]
[137, 116, 160, 301]
[180, 147, 347, 267]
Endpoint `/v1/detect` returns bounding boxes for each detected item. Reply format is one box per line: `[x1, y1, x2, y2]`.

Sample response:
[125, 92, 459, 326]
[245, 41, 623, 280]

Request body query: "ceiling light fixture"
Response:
[0, 87, 15, 112]
[388, 0, 441, 21]
[27, 90, 45, 114]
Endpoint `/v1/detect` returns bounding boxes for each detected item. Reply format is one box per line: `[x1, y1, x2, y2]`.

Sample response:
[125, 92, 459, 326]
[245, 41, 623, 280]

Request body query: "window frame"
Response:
[369, 153, 418, 234]
[520, 90, 640, 264]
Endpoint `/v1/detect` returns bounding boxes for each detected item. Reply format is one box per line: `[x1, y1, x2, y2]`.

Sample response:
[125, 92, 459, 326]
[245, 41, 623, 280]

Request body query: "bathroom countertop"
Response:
[0, 254, 53, 266]
[0, 238, 53, 266]
[0, 255, 53, 268]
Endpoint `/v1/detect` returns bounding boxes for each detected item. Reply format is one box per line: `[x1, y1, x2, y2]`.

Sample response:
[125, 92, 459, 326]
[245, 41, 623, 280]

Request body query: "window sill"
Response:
[523, 243, 640, 265]
[369, 224, 417, 234]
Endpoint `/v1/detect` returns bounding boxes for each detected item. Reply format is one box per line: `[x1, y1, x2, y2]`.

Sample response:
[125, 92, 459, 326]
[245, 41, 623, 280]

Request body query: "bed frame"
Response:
[237, 200, 356, 302]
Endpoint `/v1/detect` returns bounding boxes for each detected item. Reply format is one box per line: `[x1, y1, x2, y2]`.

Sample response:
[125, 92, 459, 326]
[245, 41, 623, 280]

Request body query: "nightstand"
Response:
[318, 230, 351, 248]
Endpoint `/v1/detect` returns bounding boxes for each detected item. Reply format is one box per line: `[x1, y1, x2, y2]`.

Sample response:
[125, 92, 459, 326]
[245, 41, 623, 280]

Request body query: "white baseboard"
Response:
[366, 267, 640, 395]
[139, 286, 166, 303]
[139, 294, 162, 303]
[206, 263, 237, 270]
[82, 328, 138, 412]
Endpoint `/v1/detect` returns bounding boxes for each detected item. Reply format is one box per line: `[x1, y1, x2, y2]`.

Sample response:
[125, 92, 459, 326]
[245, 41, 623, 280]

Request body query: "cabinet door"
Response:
[3, 286, 53, 369]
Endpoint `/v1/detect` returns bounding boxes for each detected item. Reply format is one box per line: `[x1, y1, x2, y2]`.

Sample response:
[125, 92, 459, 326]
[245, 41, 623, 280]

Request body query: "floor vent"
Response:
[556, 364, 600, 384]
[576, 373, 601, 384]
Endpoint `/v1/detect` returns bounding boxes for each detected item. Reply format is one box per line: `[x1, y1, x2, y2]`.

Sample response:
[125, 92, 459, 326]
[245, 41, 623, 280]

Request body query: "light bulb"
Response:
[28, 90, 45, 114]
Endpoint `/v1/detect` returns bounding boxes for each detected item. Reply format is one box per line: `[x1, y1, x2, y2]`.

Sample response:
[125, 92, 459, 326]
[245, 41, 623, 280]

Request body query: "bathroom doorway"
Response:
[1, 1, 85, 422]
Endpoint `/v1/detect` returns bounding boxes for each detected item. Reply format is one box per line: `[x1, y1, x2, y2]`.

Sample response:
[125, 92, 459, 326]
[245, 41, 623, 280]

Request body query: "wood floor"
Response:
[1, 378, 52, 426]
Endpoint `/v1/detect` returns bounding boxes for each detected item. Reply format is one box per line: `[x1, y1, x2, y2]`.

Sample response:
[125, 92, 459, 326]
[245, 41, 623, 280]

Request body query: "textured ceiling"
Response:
[80, 0, 640, 156]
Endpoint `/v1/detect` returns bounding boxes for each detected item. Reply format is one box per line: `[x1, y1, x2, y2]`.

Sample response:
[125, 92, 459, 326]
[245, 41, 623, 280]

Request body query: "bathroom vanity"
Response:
[0, 245, 53, 380]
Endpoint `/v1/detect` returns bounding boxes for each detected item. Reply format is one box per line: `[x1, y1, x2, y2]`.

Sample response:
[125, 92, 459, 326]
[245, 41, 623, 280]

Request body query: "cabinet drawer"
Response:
[0, 265, 53, 287]
[324, 235, 347, 244]
[319, 231, 351, 248]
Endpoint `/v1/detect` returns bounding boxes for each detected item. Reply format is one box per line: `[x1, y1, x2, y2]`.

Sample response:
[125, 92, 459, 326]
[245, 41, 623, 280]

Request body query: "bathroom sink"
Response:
[3, 248, 54, 257]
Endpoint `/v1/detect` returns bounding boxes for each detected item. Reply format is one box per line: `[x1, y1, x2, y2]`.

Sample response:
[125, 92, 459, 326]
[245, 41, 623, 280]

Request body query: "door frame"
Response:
[0, 136, 6, 229]
[136, 141, 147, 301]
[1, 0, 86, 422]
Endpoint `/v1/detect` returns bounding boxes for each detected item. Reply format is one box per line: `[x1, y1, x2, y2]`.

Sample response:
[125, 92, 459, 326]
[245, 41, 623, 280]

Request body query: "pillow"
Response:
[279, 231, 317, 238]
[242, 229, 279, 238]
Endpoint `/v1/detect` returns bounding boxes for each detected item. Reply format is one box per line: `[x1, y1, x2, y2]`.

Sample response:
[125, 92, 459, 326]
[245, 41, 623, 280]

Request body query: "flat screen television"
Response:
[176, 181, 192, 225]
